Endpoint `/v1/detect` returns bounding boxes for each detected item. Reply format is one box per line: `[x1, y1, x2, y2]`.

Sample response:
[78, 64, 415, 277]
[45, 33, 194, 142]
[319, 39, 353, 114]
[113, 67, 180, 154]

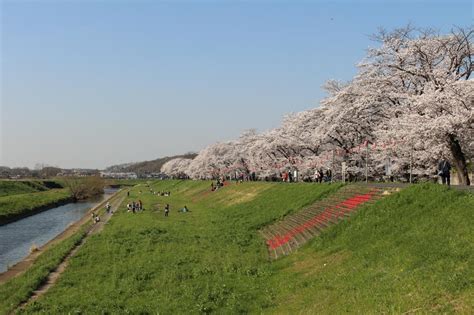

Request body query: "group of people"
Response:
[157, 203, 190, 217]
[127, 200, 143, 213]
[280, 169, 332, 183]
[280, 171, 296, 182]
[149, 188, 171, 196]
[211, 178, 225, 191]
[91, 201, 114, 224]
[314, 169, 332, 183]
[91, 212, 100, 224]
[236, 172, 257, 182]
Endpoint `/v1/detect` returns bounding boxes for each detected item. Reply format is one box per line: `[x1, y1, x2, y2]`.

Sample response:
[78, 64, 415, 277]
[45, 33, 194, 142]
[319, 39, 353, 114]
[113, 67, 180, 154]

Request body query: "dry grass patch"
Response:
[222, 185, 272, 207]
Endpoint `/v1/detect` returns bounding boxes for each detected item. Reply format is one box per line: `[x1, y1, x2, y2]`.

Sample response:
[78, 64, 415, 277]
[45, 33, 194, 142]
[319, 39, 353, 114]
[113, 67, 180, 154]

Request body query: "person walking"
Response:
[438, 159, 452, 186]
[164, 204, 170, 217]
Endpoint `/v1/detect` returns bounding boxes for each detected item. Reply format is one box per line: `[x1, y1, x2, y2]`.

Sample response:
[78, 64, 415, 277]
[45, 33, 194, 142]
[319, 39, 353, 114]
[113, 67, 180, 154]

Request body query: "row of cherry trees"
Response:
[162, 26, 473, 184]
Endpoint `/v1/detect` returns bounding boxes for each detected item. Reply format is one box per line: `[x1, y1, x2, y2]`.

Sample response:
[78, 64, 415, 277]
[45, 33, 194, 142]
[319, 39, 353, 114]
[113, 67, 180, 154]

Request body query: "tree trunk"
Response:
[448, 134, 471, 186]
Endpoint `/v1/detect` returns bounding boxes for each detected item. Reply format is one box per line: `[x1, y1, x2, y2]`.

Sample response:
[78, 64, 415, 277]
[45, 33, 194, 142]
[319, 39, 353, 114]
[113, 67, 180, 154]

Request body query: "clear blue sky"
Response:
[1, 0, 472, 169]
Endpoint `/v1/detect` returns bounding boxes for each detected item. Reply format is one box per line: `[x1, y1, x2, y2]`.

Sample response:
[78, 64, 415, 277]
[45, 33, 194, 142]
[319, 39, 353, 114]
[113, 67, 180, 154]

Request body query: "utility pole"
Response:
[342, 162, 346, 183]
[331, 150, 335, 183]
[365, 141, 369, 184]
[386, 146, 392, 182]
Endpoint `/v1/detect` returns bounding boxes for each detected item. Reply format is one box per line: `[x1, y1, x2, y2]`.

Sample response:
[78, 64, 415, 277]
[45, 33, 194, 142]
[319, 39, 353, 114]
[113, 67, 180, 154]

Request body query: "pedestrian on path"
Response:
[164, 204, 170, 217]
[92, 213, 100, 223]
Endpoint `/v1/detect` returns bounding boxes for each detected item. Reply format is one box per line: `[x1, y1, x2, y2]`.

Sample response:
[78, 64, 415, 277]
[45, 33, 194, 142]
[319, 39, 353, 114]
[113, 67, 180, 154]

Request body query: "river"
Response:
[0, 188, 118, 273]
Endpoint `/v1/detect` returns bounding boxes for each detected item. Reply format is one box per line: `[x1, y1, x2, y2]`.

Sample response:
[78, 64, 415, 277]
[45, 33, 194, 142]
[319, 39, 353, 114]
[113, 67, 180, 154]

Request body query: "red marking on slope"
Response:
[266, 191, 376, 250]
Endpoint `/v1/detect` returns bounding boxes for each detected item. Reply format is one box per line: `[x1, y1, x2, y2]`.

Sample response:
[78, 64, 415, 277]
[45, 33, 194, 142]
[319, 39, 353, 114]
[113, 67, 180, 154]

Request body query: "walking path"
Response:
[363, 182, 473, 193]
[358, 182, 473, 193]
[17, 193, 126, 310]
[453, 185, 474, 193]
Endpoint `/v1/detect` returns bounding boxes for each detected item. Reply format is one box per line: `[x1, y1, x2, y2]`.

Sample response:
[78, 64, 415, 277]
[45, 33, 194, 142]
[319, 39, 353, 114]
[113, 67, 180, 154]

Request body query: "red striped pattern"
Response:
[266, 192, 375, 250]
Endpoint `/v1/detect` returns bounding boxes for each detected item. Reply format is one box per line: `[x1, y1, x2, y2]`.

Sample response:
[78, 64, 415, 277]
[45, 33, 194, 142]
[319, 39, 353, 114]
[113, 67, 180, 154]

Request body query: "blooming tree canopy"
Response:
[160, 26, 473, 184]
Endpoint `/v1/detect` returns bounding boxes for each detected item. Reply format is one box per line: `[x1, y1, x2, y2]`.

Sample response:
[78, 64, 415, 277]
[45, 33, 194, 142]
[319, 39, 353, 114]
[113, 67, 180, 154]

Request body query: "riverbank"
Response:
[0, 189, 122, 284]
[0, 188, 125, 314]
[0, 180, 56, 197]
[18, 193, 127, 309]
[0, 189, 73, 226]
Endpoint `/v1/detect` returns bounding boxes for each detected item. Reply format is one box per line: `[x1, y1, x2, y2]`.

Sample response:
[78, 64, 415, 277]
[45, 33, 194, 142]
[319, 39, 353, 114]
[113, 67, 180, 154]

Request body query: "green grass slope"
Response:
[268, 184, 474, 313]
[14, 182, 473, 314]
[0, 189, 72, 224]
[0, 181, 52, 197]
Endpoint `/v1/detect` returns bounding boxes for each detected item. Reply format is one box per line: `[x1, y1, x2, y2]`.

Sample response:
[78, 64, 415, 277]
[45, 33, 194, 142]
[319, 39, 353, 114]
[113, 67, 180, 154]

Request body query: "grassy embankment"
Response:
[0, 180, 62, 197]
[269, 184, 474, 313]
[0, 180, 72, 225]
[5, 181, 472, 313]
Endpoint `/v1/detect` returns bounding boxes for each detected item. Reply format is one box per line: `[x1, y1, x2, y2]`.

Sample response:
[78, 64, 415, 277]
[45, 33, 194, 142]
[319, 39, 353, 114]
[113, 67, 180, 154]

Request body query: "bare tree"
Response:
[63, 176, 105, 200]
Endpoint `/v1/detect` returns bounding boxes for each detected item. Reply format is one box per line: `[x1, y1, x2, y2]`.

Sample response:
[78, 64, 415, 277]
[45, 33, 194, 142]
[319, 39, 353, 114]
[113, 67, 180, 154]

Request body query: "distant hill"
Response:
[105, 153, 197, 175]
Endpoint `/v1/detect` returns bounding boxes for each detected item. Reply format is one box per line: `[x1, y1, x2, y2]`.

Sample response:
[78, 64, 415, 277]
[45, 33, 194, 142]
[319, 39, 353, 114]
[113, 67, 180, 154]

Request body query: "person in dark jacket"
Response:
[438, 159, 451, 186]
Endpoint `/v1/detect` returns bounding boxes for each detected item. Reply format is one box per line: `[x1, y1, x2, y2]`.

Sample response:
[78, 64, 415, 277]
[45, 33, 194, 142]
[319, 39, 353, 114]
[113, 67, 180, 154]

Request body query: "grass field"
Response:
[4, 181, 472, 314]
[0, 189, 72, 224]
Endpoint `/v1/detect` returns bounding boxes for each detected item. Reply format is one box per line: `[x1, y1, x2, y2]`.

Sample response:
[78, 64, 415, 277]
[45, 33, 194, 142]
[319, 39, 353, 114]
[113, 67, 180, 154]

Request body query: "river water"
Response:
[0, 188, 118, 273]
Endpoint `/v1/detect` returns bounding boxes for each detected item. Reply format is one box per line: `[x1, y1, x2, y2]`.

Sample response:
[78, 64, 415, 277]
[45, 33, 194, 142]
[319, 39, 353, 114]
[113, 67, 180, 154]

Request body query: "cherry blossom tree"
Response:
[161, 158, 193, 178]
[161, 25, 473, 184]
[360, 26, 474, 184]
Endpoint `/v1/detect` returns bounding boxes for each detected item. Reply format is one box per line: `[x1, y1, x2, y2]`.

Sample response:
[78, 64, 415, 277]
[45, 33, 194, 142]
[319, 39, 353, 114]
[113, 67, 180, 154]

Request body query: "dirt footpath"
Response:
[19, 194, 126, 308]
